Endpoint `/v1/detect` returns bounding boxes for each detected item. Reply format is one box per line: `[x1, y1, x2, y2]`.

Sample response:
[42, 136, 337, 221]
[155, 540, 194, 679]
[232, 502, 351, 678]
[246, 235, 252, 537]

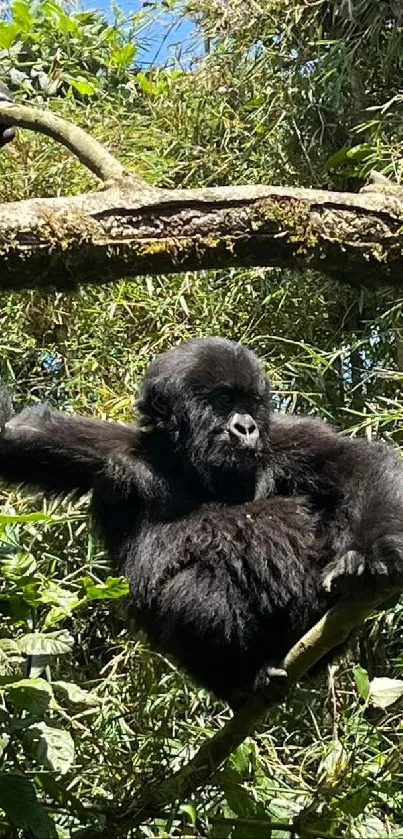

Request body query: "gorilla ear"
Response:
[151, 385, 170, 418]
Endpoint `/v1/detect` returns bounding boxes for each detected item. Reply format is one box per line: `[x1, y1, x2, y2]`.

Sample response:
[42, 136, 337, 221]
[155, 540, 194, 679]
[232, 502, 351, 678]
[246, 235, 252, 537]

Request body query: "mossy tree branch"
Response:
[71, 584, 402, 839]
[0, 102, 403, 289]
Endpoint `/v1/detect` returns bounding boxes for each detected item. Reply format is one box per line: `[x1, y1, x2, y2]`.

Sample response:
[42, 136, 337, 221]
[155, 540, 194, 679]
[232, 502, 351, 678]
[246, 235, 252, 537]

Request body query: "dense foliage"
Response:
[1, 0, 403, 836]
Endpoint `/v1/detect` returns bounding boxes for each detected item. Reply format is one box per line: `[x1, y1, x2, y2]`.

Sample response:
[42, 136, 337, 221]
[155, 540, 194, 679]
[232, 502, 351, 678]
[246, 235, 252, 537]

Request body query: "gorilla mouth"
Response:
[217, 430, 260, 452]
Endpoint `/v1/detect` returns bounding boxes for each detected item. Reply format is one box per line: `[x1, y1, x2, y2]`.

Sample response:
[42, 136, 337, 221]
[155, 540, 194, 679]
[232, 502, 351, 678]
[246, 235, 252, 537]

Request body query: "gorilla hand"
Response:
[0, 81, 16, 148]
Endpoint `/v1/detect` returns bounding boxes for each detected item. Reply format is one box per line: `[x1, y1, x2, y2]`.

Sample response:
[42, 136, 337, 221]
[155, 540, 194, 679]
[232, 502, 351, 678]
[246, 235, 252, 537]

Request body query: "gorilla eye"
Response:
[213, 387, 235, 411]
[151, 388, 169, 418]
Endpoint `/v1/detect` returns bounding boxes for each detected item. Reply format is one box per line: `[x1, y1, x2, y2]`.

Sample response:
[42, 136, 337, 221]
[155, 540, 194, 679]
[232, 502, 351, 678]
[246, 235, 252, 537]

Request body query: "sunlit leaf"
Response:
[52, 681, 99, 707]
[18, 631, 74, 656]
[23, 722, 75, 774]
[369, 677, 403, 709]
[5, 678, 53, 714]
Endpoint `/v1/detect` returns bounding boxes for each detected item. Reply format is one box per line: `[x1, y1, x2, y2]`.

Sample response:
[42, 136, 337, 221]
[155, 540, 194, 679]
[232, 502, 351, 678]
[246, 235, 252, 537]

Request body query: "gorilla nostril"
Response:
[228, 413, 259, 445]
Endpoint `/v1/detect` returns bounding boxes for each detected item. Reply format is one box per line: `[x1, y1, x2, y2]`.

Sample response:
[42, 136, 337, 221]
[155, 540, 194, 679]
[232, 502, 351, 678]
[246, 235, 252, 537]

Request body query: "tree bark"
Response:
[0, 102, 402, 289]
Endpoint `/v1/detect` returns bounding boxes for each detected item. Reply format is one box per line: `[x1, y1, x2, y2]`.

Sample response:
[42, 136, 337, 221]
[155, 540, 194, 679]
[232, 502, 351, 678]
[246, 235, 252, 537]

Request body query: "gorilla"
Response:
[0, 81, 16, 148]
[0, 336, 402, 707]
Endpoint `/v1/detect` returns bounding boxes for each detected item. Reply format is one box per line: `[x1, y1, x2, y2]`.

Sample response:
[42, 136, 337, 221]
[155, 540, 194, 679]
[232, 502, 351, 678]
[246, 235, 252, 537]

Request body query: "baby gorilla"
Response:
[0, 336, 403, 707]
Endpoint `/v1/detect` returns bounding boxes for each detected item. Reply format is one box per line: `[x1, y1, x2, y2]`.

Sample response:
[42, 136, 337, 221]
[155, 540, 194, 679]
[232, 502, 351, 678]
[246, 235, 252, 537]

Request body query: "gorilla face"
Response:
[136, 337, 272, 501]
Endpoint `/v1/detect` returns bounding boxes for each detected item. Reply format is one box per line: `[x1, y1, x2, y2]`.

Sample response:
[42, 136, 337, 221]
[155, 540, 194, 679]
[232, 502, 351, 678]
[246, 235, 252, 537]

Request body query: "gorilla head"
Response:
[135, 337, 272, 502]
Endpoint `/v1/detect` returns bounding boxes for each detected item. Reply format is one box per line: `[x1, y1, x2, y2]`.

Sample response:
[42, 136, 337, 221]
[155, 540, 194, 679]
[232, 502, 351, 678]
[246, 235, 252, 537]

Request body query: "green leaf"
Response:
[63, 74, 98, 96]
[80, 575, 129, 601]
[0, 733, 9, 758]
[0, 22, 20, 49]
[5, 678, 53, 714]
[1, 552, 37, 581]
[369, 676, 403, 709]
[18, 630, 74, 655]
[10, 0, 33, 30]
[354, 665, 370, 700]
[0, 511, 54, 524]
[228, 740, 254, 775]
[179, 803, 197, 826]
[29, 654, 52, 678]
[0, 773, 57, 836]
[23, 722, 75, 774]
[52, 681, 100, 707]
[110, 43, 136, 67]
[39, 581, 80, 608]
[42, 604, 80, 628]
[0, 638, 23, 675]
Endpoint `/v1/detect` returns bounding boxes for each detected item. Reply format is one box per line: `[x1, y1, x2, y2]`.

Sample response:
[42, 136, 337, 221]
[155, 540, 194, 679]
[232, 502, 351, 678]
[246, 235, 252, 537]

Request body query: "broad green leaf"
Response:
[0, 773, 57, 836]
[369, 677, 403, 709]
[5, 678, 53, 714]
[0, 22, 20, 49]
[10, 0, 33, 30]
[1, 552, 37, 580]
[228, 740, 254, 775]
[23, 722, 75, 774]
[80, 575, 129, 601]
[29, 654, 52, 678]
[110, 43, 136, 67]
[39, 581, 80, 608]
[52, 681, 100, 707]
[42, 604, 81, 628]
[64, 75, 98, 96]
[18, 630, 74, 656]
[179, 803, 197, 826]
[0, 638, 20, 655]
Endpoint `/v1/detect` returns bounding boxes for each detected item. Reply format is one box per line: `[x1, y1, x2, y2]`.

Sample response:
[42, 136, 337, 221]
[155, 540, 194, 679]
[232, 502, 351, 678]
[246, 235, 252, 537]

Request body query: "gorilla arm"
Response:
[270, 413, 403, 593]
[0, 398, 138, 496]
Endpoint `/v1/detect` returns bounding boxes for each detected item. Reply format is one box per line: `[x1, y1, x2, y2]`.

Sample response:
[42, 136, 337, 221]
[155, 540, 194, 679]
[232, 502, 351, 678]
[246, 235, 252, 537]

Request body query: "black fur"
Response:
[0, 81, 16, 148]
[1, 336, 403, 706]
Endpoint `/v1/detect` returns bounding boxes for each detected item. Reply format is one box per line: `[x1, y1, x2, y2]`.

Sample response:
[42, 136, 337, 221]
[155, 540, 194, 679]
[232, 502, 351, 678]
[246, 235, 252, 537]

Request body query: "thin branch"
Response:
[72, 584, 403, 838]
[0, 101, 137, 183]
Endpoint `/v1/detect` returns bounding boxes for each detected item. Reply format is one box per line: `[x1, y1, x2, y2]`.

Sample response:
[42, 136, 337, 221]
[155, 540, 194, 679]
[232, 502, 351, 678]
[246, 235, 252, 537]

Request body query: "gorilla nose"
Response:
[228, 413, 259, 447]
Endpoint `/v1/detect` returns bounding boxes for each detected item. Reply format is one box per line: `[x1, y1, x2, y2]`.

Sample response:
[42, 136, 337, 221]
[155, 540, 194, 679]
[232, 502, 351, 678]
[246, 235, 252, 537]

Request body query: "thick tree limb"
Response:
[0, 102, 403, 288]
[71, 584, 402, 839]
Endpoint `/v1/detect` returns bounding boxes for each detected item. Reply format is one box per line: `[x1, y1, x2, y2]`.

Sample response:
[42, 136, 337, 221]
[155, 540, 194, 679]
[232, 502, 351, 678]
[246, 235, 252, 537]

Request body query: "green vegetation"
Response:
[1, 0, 403, 835]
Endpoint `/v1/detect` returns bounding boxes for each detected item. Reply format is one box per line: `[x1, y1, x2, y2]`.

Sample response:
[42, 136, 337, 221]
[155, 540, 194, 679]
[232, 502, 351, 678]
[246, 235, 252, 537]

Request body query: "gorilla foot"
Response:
[322, 536, 403, 596]
[253, 664, 289, 704]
